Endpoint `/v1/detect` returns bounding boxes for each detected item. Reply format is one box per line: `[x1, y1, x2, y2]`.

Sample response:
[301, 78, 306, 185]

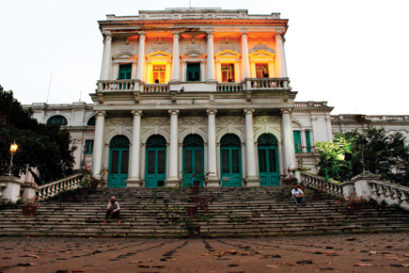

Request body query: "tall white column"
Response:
[244, 109, 260, 187]
[206, 109, 220, 187]
[131, 62, 137, 79]
[275, 32, 288, 78]
[100, 31, 112, 80]
[136, 32, 145, 82]
[127, 110, 142, 187]
[281, 108, 296, 174]
[171, 32, 180, 81]
[206, 30, 215, 81]
[92, 111, 105, 179]
[166, 110, 180, 187]
[241, 31, 250, 79]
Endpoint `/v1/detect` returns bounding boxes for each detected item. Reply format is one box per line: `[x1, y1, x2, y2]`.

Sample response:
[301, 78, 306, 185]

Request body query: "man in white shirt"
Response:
[291, 184, 304, 205]
[104, 196, 121, 223]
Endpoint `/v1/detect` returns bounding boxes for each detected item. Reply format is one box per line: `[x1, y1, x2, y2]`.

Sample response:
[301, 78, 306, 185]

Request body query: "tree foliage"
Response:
[0, 85, 74, 184]
[316, 127, 409, 186]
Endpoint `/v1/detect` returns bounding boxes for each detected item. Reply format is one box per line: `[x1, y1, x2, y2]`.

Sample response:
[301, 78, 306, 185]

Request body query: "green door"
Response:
[183, 134, 204, 187]
[257, 134, 280, 186]
[220, 134, 242, 187]
[108, 135, 129, 188]
[145, 135, 167, 188]
[186, 63, 200, 81]
[118, 63, 132, 79]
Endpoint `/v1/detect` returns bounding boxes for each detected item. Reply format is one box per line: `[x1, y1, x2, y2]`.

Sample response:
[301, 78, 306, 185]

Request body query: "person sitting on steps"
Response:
[291, 184, 304, 205]
[104, 196, 121, 223]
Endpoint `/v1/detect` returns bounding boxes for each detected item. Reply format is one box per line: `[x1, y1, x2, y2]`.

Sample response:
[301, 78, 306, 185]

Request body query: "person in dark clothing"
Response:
[104, 196, 121, 223]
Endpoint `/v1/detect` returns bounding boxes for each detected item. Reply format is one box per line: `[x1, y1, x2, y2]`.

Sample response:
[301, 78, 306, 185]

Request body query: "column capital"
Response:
[172, 31, 181, 37]
[102, 31, 112, 39]
[205, 29, 214, 35]
[206, 109, 218, 115]
[168, 109, 180, 115]
[96, 111, 106, 117]
[131, 110, 143, 116]
[138, 31, 145, 37]
[241, 29, 248, 35]
[280, 108, 292, 115]
[243, 108, 255, 115]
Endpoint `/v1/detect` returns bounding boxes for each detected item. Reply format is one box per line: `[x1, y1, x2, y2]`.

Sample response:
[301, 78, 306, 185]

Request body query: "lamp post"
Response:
[8, 142, 18, 176]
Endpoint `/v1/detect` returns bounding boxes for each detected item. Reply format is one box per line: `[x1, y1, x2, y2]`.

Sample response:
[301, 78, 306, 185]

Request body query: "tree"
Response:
[316, 126, 409, 186]
[0, 85, 75, 183]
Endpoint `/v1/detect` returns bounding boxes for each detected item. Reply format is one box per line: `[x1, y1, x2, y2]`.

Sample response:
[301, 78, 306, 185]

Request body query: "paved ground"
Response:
[1, 233, 409, 273]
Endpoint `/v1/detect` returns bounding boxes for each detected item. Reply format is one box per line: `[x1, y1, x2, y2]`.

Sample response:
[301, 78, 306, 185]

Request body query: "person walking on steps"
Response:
[291, 184, 304, 205]
[104, 196, 121, 223]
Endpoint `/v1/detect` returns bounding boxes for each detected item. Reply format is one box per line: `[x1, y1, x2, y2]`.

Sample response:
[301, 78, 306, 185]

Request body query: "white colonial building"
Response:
[25, 8, 409, 188]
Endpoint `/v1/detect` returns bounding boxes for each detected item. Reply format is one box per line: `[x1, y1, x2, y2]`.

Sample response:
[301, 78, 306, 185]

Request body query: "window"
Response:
[153, 65, 166, 83]
[186, 63, 200, 81]
[47, 115, 67, 126]
[305, 130, 312, 153]
[293, 130, 302, 153]
[87, 116, 95, 126]
[221, 63, 235, 82]
[118, 64, 132, 80]
[85, 140, 94, 155]
[256, 63, 269, 78]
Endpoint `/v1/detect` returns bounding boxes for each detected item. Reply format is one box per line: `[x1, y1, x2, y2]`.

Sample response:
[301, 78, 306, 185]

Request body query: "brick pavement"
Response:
[1, 233, 409, 273]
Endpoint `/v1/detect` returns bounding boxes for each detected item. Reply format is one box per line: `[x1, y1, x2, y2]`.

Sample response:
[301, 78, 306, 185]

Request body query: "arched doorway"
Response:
[145, 135, 167, 188]
[182, 134, 204, 188]
[220, 134, 242, 187]
[108, 135, 130, 188]
[257, 133, 279, 186]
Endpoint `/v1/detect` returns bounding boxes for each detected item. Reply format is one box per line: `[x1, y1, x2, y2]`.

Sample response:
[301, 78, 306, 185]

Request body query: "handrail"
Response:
[37, 173, 83, 201]
[98, 79, 138, 92]
[217, 83, 243, 92]
[368, 180, 409, 209]
[300, 172, 344, 197]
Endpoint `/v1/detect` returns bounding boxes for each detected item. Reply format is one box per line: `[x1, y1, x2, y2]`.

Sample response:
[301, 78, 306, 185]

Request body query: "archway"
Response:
[108, 135, 130, 188]
[145, 135, 167, 188]
[257, 133, 279, 186]
[220, 134, 242, 187]
[182, 134, 204, 188]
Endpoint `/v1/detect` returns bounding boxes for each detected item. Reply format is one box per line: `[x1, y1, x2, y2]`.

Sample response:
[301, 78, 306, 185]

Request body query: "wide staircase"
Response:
[1, 186, 409, 237]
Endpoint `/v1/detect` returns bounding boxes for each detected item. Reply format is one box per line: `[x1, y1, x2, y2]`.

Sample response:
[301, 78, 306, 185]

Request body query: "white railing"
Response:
[368, 180, 409, 210]
[143, 84, 170, 93]
[98, 80, 138, 92]
[300, 172, 344, 197]
[37, 173, 83, 201]
[217, 83, 243, 92]
[294, 101, 329, 108]
[247, 78, 289, 89]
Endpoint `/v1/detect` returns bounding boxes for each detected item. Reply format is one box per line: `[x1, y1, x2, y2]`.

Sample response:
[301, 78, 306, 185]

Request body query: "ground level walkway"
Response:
[1, 233, 409, 273]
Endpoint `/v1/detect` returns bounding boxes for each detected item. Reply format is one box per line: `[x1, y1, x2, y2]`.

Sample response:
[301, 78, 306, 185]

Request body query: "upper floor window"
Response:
[47, 115, 67, 126]
[153, 65, 166, 83]
[221, 63, 235, 82]
[87, 116, 95, 126]
[84, 139, 94, 155]
[305, 130, 312, 153]
[186, 63, 200, 82]
[293, 130, 302, 153]
[118, 63, 132, 80]
[256, 63, 269, 78]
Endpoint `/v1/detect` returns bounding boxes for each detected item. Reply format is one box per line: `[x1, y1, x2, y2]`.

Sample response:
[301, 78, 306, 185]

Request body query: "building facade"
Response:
[25, 8, 409, 188]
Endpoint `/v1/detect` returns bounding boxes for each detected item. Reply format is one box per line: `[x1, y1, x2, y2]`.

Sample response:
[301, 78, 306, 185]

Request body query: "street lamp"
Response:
[8, 142, 18, 176]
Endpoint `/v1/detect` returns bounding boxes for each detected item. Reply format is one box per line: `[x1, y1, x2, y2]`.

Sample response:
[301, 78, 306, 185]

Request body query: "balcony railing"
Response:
[143, 84, 170, 93]
[246, 78, 289, 89]
[96, 77, 290, 93]
[98, 79, 138, 92]
[217, 83, 243, 92]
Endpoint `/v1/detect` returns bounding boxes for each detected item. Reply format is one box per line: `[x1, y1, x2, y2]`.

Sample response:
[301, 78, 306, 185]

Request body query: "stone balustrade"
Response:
[294, 101, 329, 108]
[300, 172, 344, 197]
[368, 180, 409, 210]
[143, 84, 170, 93]
[98, 80, 138, 92]
[37, 173, 83, 201]
[246, 78, 289, 89]
[217, 83, 243, 92]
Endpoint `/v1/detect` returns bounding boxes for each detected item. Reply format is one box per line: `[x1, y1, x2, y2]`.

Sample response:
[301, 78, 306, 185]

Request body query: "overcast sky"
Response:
[1, 0, 408, 115]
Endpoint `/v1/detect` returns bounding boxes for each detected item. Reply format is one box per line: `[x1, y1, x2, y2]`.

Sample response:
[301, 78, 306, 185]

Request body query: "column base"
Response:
[245, 176, 261, 187]
[165, 178, 181, 188]
[126, 178, 143, 188]
[205, 176, 220, 187]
